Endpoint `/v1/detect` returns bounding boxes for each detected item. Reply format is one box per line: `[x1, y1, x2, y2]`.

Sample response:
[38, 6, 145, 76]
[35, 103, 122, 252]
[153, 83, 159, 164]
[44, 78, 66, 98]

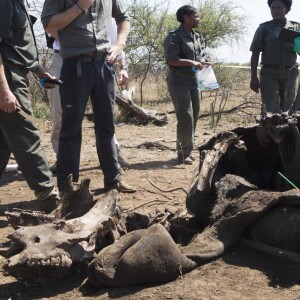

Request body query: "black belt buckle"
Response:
[263, 64, 292, 70]
[81, 52, 107, 62]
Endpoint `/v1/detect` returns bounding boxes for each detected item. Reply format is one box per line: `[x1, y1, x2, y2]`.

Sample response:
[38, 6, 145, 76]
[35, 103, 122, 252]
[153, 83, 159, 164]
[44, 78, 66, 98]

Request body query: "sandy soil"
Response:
[1, 106, 300, 300]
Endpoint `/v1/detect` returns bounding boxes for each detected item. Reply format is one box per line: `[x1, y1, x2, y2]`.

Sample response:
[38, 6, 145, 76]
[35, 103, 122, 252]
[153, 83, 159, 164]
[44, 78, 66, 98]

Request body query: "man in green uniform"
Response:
[0, 0, 60, 213]
[163, 5, 210, 164]
[250, 0, 300, 113]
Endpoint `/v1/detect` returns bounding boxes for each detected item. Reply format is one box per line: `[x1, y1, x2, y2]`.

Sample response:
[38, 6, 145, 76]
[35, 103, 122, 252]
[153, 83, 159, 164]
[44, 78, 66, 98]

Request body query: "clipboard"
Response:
[278, 28, 300, 43]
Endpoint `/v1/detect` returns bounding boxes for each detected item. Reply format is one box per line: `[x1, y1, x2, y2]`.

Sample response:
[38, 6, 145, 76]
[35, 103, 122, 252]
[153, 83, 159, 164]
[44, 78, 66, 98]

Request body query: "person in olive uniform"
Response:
[250, 0, 300, 113]
[163, 5, 211, 165]
[0, 0, 60, 212]
[41, 0, 136, 193]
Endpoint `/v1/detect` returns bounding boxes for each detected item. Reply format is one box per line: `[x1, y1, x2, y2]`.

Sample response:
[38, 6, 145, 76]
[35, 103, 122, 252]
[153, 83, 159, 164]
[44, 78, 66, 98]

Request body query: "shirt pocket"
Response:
[264, 30, 278, 42]
[180, 41, 195, 59]
[12, 3, 27, 28]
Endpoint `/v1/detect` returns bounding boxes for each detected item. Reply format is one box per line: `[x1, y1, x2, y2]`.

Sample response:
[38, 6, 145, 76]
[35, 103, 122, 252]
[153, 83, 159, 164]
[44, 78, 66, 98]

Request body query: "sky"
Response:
[167, 0, 300, 63]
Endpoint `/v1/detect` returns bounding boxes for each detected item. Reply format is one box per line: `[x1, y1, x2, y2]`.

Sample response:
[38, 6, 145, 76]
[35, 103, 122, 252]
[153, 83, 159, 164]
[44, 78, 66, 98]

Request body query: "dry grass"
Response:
[127, 68, 261, 127]
[31, 67, 261, 128]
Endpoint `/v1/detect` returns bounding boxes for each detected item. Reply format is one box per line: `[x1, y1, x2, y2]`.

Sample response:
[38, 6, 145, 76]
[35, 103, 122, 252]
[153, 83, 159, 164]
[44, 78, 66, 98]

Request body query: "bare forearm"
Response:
[251, 51, 260, 79]
[44, 5, 83, 34]
[0, 52, 10, 98]
[116, 21, 130, 48]
[168, 59, 197, 67]
[0, 39, 20, 112]
[45, 0, 95, 33]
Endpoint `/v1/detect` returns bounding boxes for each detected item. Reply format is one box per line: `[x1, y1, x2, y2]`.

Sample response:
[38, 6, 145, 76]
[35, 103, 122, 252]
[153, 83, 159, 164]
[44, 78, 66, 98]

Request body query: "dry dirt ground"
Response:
[1, 105, 300, 300]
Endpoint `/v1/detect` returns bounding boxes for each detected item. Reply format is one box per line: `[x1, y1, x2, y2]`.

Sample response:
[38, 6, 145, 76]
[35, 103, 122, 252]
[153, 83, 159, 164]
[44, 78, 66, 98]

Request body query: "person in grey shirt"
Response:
[41, 0, 136, 193]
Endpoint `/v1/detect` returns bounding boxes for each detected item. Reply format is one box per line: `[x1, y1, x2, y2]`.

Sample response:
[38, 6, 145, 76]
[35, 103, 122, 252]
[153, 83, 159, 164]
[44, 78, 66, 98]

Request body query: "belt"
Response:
[54, 49, 59, 53]
[263, 64, 294, 70]
[172, 70, 196, 78]
[80, 55, 106, 62]
[72, 54, 107, 77]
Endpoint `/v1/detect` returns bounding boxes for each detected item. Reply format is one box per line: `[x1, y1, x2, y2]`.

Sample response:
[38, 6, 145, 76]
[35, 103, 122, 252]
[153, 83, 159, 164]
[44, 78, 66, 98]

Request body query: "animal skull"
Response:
[4, 190, 120, 285]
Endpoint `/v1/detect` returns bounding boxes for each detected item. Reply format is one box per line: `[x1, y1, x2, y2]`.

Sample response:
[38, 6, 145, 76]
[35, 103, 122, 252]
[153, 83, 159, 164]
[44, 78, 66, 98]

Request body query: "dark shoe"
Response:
[189, 154, 196, 161]
[4, 163, 19, 173]
[177, 156, 193, 165]
[50, 162, 57, 175]
[107, 180, 137, 193]
[38, 193, 60, 214]
[183, 157, 193, 165]
[118, 155, 131, 169]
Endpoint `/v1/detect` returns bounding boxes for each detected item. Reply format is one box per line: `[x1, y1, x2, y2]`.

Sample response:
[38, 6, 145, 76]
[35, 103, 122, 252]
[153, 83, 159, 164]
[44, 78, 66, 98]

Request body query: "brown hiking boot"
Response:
[106, 180, 137, 193]
[35, 187, 60, 213]
[50, 161, 57, 175]
[177, 156, 193, 165]
[39, 194, 60, 214]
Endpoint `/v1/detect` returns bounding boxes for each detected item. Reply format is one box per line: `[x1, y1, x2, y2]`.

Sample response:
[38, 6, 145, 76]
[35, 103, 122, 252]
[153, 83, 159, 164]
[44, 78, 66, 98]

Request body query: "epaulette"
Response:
[290, 20, 300, 27]
[169, 29, 179, 33]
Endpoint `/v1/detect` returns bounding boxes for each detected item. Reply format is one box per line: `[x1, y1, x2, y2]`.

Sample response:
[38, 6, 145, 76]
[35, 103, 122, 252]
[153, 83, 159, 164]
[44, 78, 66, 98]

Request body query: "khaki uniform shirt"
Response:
[250, 19, 300, 66]
[41, 0, 130, 59]
[0, 0, 38, 71]
[163, 25, 206, 74]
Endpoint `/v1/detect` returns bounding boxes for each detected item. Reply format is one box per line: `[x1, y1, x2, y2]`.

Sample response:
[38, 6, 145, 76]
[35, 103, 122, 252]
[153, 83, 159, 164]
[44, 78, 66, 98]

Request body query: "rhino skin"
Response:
[249, 205, 300, 253]
[88, 224, 197, 287]
[185, 113, 300, 263]
[4, 189, 121, 285]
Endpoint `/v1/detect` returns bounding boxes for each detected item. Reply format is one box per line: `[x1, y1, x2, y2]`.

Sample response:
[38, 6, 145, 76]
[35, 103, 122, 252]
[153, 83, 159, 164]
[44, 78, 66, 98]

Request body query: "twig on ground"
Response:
[123, 197, 170, 212]
[146, 171, 187, 195]
[143, 188, 175, 201]
[199, 102, 260, 119]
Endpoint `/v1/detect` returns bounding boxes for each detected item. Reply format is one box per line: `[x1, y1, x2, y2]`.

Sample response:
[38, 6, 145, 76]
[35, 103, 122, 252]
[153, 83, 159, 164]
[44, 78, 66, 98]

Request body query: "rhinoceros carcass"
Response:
[3, 189, 121, 285]
[88, 223, 197, 288]
[185, 113, 300, 263]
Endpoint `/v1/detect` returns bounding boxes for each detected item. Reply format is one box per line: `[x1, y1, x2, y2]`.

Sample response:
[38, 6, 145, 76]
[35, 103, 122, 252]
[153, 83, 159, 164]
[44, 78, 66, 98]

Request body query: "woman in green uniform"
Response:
[163, 5, 211, 165]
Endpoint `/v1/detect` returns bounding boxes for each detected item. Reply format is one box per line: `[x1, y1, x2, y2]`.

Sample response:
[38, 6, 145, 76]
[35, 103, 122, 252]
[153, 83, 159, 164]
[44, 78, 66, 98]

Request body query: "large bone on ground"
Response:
[5, 176, 94, 229]
[186, 131, 239, 225]
[88, 224, 197, 287]
[115, 91, 168, 126]
[4, 190, 120, 285]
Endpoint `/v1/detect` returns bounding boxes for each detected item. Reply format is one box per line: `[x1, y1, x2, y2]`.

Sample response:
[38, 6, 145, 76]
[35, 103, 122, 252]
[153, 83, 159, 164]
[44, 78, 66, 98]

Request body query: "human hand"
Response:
[193, 61, 204, 70]
[78, 0, 95, 10]
[203, 61, 213, 67]
[118, 69, 129, 86]
[0, 89, 20, 113]
[250, 77, 260, 93]
[108, 44, 123, 64]
[35, 66, 58, 89]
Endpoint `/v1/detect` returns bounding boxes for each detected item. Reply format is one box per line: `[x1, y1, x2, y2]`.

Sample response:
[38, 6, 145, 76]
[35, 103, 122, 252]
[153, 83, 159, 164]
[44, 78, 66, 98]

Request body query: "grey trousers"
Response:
[0, 63, 54, 193]
[167, 71, 200, 158]
[260, 66, 298, 113]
